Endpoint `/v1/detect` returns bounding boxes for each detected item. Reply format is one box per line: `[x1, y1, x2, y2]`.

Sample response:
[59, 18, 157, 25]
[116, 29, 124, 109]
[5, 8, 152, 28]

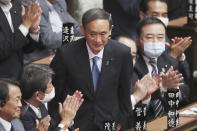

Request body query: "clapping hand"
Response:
[160, 66, 184, 89]
[133, 74, 160, 103]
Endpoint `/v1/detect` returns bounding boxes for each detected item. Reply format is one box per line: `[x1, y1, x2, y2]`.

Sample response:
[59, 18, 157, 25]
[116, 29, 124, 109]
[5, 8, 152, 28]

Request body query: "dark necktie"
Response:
[92, 56, 100, 92]
[149, 59, 165, 118]
[10, 124, 14, 131]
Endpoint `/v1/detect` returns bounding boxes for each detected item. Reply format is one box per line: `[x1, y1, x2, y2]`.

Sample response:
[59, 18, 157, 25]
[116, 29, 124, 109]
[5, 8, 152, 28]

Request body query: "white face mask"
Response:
[0, 0, 11, 4]
[144, 42, 165, 58]
[157, 17, 169, 27]
[40, 87, 55, 103]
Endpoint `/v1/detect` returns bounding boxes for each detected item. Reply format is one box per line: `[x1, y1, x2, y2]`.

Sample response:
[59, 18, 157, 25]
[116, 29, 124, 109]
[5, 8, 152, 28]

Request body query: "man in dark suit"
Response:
[139, 0, 192, 81]
[103, 0, 140, 41]
[48, 8, 134, 130]
[132, 17, 190, 121]
[0, 0, 42, 79]
[0, 79, 25, 131]
[20, 64, 83, 131]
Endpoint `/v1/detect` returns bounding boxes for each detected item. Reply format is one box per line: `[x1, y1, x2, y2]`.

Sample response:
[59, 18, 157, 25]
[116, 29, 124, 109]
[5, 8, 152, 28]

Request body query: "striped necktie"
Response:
[149, 59, 165, 118]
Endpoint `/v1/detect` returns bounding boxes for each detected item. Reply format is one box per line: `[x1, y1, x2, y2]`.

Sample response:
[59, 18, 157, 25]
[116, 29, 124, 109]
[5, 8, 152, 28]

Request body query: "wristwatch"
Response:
[58, 123, 64, 129]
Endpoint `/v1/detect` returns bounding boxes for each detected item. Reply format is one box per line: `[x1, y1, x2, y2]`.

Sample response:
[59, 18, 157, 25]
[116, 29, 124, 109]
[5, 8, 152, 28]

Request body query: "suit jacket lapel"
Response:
[134, 54, 149, 79]
[0, 7, 12, 33]
[21, 101, 42, 121]
[95, 41, 114, 95]
[75, 39, 95, 97]
[157, 54, 170, 73]
[10, 2, 21, 32]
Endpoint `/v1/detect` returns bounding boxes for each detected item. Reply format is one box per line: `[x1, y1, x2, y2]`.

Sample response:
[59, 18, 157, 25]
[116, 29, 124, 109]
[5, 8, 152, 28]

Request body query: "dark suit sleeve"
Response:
[0, 27, 29, 61]
[167, 0, 188, 20]
[179, 60, 191, 81]
[118, 48, 133, 128]
[116, 0, 141, 18]
[48, 48, 67, 117]
[20, 114, 37, 131]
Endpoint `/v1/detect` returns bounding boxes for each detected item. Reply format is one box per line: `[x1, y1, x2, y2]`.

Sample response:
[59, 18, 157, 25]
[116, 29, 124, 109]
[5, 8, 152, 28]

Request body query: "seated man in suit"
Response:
[0, 78, 25, 131]
[139, 0, 192, 81]
[0, 0, 42, 79]
[20, 64, 83, 131]
[115, 35, 138, 65]
[21, 0, 82, 63]
[132, 16, 190, 121]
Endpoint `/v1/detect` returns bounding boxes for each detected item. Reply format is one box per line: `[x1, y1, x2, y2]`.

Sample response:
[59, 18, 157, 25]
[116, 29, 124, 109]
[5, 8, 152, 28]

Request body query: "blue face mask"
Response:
[144, 42, 165, 58]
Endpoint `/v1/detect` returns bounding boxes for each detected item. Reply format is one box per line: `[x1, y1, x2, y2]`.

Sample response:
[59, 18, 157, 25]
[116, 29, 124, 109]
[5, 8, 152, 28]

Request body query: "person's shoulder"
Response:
[159, 53, 179, 65]
[12, 119, 25, 131]
[108, 39, 130, 52]
[12, 0, 22, 8]
[58, 37, 85, 53]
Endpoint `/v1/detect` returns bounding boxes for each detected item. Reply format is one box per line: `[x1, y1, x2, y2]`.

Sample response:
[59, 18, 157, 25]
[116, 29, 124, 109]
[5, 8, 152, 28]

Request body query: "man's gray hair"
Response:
[82, 8, 113, 29]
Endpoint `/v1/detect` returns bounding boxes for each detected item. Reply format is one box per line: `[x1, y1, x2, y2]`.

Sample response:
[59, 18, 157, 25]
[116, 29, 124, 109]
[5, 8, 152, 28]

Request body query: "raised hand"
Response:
[58, 91, 84, 128]
[73, 90, 83, 110]
[21, 1, 42, 30]
[133, 74, 159, 103]
[169, 36, 192, 59]
[160, 66, 184, 89]
[36, 115, 51, 131]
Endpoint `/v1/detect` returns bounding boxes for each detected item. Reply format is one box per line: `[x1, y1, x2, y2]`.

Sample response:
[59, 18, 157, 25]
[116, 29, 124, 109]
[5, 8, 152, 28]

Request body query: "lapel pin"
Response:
[162, 68, 165, 73]
[105, 60, 110, 66]
[105, 58, 113, 66]
[60, 9, 64, 12]
[14, 10, 16, 14]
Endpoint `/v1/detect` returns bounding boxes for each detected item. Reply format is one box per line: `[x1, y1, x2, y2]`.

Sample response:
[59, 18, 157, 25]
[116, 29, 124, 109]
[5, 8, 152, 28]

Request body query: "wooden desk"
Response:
[146, 102, 197, 131]
[32, 55, 54, 65]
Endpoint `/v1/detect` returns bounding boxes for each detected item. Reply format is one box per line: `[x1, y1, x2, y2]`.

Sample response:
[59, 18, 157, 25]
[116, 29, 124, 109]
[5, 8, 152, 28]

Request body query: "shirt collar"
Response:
[0, 117, 11, 131]
[0, 2, 12, 14]
[25, 101, 40, 118]
[45, 0, 54, 11]
[86, 42, 104, 60]
[143, 55, 157, 64]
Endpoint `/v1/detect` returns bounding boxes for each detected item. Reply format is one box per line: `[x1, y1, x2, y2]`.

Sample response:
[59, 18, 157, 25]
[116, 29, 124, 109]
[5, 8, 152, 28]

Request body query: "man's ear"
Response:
[80, 25, 85, 36]
[136, 37, 140, 47]
[109, 25, 114, 36]
[139, 11, 145, 20]
[34, 91, 43, 101]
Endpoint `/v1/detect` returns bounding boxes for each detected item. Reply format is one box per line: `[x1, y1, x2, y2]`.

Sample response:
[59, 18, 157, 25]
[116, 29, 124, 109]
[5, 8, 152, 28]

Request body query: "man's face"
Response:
[81, 19, 112, 54]
[141, 1, 168, 19]
[38, 78, 54, 101]
[118, 37, 137, 61]
[137, 23, 166, 51]
[0, 84, 22, 122]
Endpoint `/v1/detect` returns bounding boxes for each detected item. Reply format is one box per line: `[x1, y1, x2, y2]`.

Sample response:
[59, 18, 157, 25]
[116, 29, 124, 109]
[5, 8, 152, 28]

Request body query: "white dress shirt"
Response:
[25, 101, 42, 118]
[0, 2, 39, 41]
[45, 0, 63, 33]
[0, 117, 11, 131]
[86, 43, 104, 72]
